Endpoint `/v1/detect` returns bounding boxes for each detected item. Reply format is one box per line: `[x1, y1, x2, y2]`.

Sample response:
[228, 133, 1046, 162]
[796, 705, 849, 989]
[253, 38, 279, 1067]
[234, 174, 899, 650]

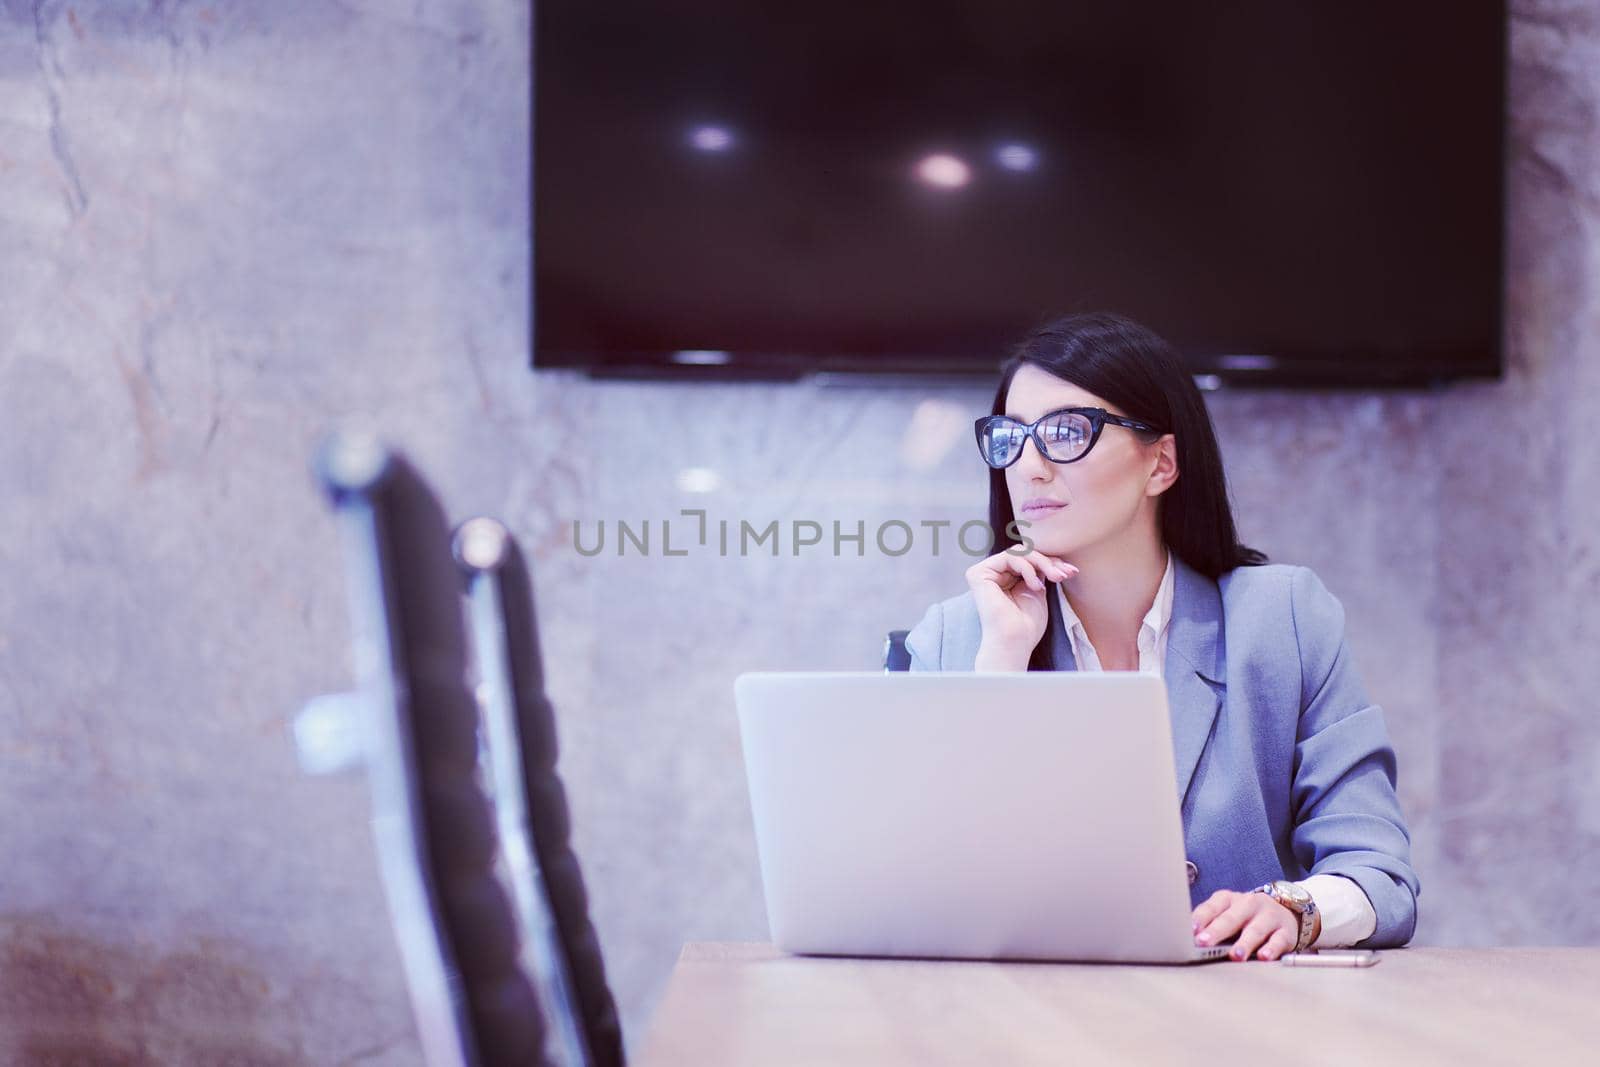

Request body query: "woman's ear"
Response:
[1146, 434, 1179, 496]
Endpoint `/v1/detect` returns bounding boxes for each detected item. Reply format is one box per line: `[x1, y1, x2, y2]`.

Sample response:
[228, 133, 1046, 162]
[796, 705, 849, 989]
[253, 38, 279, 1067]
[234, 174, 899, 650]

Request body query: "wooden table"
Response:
[639, 943, 1600, 1066]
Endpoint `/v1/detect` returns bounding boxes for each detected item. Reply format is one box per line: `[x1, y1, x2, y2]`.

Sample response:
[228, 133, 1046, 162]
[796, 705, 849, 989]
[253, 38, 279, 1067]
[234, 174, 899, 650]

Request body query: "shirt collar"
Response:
[1056, 549, 1176, 650]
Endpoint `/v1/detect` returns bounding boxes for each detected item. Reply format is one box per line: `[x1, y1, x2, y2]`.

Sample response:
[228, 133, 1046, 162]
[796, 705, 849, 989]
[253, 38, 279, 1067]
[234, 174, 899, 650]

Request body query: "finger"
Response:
[1256, 927, 1298, 962]
[977, 567, 1022, 593]
[1196, 896, 1255, 946]
[1006, 554, 1045, 592]
[1191, 891, 1235, 932]
[1191, 896, 1227, 936]
[966, 557, 1022, 593]
[1010, 548, 1077, 582]
[1230, 911, 1283, 961]
[969, 550, 1037, 586]
[1198, 893, 1254, 941]
[1030, 552, 1080, 581]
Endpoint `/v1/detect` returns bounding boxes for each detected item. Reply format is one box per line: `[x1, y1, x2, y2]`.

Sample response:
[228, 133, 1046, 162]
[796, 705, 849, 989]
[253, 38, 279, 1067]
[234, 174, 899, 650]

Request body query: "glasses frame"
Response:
[973, 406, 1165, 469]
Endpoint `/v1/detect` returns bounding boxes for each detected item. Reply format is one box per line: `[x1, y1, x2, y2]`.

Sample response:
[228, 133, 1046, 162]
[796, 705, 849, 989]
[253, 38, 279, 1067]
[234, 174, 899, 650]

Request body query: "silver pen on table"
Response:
[1280, 950, 1380, 967]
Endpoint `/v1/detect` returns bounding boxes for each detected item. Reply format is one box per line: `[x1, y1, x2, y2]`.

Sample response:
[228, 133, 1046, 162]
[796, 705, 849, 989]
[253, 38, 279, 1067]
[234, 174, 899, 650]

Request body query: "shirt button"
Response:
[1185, 861, 1199, 886]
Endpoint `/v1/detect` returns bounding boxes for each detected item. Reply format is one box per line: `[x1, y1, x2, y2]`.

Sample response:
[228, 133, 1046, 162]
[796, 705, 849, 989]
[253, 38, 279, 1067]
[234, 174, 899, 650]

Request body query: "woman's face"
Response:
[1001, 363, 1176, 559]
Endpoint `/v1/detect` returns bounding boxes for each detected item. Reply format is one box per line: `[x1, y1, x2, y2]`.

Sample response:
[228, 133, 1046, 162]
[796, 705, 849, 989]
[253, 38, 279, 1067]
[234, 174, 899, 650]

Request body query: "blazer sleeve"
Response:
[904, 599, 945, 672]
[1287, 566, 1420, 948]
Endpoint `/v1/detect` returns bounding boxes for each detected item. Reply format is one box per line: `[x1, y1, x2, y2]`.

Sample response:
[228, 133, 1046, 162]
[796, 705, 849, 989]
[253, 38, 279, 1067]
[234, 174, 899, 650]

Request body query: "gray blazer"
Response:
[905, 557, 1419, 948]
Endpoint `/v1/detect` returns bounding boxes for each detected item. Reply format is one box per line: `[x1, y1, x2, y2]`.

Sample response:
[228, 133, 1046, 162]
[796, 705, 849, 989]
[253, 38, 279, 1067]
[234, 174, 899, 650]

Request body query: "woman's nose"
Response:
[1015, 436, 1055, 480]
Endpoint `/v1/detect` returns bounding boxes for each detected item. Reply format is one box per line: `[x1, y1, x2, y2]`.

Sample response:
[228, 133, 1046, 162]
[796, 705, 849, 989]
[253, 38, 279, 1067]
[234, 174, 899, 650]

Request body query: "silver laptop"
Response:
[734, 671, 1229, 964]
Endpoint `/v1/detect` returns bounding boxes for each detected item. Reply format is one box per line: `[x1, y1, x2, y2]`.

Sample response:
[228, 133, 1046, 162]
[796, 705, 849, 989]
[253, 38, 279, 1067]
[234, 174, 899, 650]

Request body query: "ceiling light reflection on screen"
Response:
[995, 143, 1039, 172]
[689, 125, 735, 152]
[671, 349, 732, 365]
[1218, 354, 1279, 371]
[915, 153, 971, 189]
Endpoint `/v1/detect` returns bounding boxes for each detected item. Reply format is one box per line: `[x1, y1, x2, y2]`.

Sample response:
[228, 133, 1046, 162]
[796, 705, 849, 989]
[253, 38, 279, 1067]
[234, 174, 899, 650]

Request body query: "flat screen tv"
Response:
[534, 2, 1505, 386]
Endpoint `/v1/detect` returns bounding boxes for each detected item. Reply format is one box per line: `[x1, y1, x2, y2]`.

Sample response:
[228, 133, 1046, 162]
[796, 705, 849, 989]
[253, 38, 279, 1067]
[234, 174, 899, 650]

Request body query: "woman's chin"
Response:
[1016, 533, 1079, 560]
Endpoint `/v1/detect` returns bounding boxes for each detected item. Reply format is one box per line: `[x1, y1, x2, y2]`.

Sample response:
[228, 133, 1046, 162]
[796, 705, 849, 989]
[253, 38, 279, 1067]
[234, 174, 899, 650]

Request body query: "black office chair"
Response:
[452, 517, 625, 1067]
[884, 629, 912, 671]
[297, 430, 551, 1066]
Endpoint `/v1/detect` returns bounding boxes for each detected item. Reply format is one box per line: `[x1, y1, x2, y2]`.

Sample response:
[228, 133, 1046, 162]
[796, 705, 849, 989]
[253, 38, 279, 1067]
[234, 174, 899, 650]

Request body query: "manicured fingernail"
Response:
[1196, 934, 1210, 945]
[1231, 950, 1243, 960]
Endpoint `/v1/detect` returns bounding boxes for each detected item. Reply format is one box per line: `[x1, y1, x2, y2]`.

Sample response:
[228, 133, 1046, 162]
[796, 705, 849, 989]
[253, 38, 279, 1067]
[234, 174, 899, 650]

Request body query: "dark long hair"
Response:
[987, 312, 1266, 580]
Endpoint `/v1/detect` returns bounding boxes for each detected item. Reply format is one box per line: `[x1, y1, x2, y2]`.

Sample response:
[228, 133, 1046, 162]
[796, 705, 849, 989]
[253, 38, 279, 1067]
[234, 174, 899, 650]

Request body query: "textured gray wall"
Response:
[1, 0, 1597, 1062]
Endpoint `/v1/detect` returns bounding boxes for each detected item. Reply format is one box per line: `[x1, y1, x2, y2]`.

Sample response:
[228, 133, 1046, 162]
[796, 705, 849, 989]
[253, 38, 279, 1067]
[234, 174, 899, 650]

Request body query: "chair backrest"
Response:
[310, 431, 551, 1067]
[453, 517, 626, 1067]
[884, 629, 912, 671]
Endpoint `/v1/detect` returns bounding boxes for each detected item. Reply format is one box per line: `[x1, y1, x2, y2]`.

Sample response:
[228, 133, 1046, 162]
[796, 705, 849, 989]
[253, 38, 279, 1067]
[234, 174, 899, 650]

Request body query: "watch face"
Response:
[1274, 881, 1313, 909]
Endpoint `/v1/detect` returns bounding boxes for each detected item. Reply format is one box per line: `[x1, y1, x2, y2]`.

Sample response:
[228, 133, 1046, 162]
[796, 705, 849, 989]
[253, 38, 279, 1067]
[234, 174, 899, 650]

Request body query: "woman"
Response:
[905, 312, 1418, 961]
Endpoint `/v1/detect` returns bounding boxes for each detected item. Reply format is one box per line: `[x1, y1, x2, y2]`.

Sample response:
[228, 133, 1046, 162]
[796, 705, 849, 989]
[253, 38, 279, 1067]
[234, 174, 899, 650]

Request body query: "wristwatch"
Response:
[1253, 880, 1320, 952]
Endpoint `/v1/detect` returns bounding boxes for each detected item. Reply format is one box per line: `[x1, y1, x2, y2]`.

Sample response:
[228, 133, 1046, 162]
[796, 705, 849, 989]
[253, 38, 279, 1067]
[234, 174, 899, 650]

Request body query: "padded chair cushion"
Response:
[493, 539, 627, 1067]
[378, 458, 552, 1065]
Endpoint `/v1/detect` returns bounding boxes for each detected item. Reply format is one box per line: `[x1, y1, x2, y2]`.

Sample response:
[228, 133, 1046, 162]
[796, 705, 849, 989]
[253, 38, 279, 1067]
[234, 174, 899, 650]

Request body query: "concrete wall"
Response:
[1, 1, 1596, 1061]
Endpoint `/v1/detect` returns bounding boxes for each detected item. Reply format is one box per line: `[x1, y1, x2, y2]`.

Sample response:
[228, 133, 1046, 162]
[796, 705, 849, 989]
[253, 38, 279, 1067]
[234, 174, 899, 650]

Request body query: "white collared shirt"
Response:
[1054, 551, 1377, 949]
[1055, 551, 1176, 676]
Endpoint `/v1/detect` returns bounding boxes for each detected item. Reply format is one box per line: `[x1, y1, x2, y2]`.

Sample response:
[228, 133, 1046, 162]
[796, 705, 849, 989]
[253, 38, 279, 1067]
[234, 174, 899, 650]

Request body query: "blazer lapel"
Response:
[1164, 558, 1226, 805]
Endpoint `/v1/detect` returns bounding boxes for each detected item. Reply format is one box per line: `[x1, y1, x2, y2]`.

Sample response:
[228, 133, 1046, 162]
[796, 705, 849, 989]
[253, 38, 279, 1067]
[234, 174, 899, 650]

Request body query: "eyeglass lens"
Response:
[981, 411, 1093, 466]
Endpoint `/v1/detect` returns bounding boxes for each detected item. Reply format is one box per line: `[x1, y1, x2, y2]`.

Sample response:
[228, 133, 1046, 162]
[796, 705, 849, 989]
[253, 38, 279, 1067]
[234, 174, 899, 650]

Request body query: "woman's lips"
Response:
[1019, 499, 1067, 517]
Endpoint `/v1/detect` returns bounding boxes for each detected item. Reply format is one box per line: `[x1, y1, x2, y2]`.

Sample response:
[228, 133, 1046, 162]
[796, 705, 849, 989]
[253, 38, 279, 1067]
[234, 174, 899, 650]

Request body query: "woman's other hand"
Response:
[967, 548, 1077, 671]
[1191, 889, 1303, 961]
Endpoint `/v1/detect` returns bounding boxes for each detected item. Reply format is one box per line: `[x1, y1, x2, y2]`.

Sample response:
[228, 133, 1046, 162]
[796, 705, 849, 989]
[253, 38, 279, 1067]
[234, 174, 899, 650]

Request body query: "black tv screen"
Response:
[534, 2, 1505, 386]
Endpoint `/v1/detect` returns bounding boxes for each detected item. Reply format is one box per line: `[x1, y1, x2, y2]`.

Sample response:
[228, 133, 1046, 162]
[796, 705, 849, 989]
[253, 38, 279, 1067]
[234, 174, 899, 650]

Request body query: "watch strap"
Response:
[1253, 881, 1319, 952]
